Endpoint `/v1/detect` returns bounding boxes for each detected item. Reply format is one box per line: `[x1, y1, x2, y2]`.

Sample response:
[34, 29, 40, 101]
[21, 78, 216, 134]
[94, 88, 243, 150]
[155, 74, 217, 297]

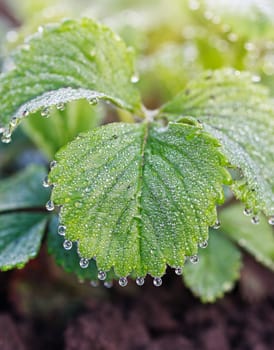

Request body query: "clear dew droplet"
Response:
[190, 255, 199, 264]
[10, 117, 18, 128]
[56, 102, 65, 111]
[98, 270, 106, 281]
[268, 216, 274, 225]
[1, 134, 11, 144]
[251, 216, 260, 225]
[79, 258, 89, 269]
[175, 267, 183, 276]
[136, 277, 145, 286]
[22, 109, 29, 117]
[45, 200, 55, 211]
[130, 73, 139, 83]
[212, 220, 221, 229]
[153, 277, 162, 287]
[199, 240, 208, 249]
[243, 208, 252, 216]
[58, 225, 66, 236]
[118, 277, 128, 287]
[41, 107, 50, 118]
[88, 97, 99, 105]
[104, 281, 113, 288]
[50, 160, 57, 169]
[42, 175, 50, 188]
[90, 280, 99, 287]
[63, 239, 73, 250]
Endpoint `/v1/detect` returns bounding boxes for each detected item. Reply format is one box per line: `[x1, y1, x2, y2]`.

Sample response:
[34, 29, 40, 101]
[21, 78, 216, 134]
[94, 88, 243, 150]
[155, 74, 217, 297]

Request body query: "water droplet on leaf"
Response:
[58, 225, 66, 236]
[199, 240, 208, 249]
[212, 220, 221, 229]
[45, 200, 55, 211]
[130, 73, 139, 83]
[79, 258, 89, 269]
[98, 270, 106, 281]
[41, 107, 50, 118]
[190, 255, 199, 264]
[268, 216, 274, 225]
[153, 277, 162, 287]
[104, 281, 113, 288]
[175, 267, 183, 275]
[50, 160, 57, 169]
[243, 208, 252, 216]
[119, 277, 128, 287]
[56, 103, 65, 111]
[42, 176, 50, 188]
[251, 216, 260, 224]
[63, 239, 73, 250]
[136, 277, 145, 286]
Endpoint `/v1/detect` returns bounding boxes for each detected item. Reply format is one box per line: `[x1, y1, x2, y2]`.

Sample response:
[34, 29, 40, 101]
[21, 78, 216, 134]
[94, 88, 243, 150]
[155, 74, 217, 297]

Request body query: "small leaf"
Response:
[0, 165, 50, 212]
[220, 204, 274, 270]
[0, 18, 142, 136]
[0, 213, 47, 271]
[48, 122, 230, 278]
[183, 231, 242, 303]
[161, 69, 274, 216]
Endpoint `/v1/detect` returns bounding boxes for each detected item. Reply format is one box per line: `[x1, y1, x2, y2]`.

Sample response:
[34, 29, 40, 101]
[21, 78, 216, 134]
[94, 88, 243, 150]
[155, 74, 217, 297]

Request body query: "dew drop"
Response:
[1, 133, 11, 144]
[22, 109, 29, 117]
[41, 107, 50, 118]
[88, 97, 99, 105]
[45, 200, 55, 211]
[42, 176, 50, 188]
[63, 239, 73, 250]
[50, 160, 57, 169]
[190, 255, 199, 264]
[268, 216, 274, 225]
[56, 102, 65, 111]
[90, 280, 99, 287]
[130, 73, 139, 83]
[136, 277, 145, 286]
[243, 208, 252, 216]
[104, 281, 113, 288]
[212, 220, 221, 229]
[199, 240, 208, 249]
[58, 225, 66, 236]
[153, 277, 162, 287]
[79, 258, 89, 269]
[175, 267, 183, 275]
[98, 270, 106, 281]
[118, 277, 128, 287]
[10, 117, 18, 128]
[251, 216, 260, 224]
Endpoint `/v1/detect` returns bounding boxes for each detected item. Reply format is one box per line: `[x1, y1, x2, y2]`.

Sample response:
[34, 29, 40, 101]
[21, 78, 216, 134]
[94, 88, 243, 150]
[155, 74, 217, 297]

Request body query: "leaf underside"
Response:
[0, 18, 141, 134]
[162, 69, 274, 217]
[49, 121, 230, 278]
[183, 230, 242, 303]
[220, 204, 274, 271]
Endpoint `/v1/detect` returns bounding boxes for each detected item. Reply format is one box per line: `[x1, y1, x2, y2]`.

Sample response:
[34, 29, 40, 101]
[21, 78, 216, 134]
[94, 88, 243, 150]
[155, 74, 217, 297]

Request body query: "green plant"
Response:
[0, 15, 273, 302]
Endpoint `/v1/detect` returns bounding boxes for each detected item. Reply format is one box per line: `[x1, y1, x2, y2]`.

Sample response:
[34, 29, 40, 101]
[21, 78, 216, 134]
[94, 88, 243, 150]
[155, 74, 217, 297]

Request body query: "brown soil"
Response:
[0, 248, 274, 350]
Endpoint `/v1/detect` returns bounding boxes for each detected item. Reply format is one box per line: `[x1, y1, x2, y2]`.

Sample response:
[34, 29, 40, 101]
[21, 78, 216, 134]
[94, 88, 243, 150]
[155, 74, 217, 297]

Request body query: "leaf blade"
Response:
[0, 18, 141, 134]
[161, 69, 274, 217]
[48, 121, 230, 278]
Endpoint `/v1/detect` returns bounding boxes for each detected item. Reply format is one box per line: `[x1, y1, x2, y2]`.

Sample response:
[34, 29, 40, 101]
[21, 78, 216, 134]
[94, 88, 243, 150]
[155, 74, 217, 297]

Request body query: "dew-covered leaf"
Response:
[47, 216, 115, 282]
[220, 203, 274, 271]
[183, 231, 242, 303]
[161, 69, 274, 217]
[0, 213, 47, 271]
[48, 121, 230, 278]
[0, 18, 142, 138]
[22, 100, 104, 159]
[0, 165, 50, 212]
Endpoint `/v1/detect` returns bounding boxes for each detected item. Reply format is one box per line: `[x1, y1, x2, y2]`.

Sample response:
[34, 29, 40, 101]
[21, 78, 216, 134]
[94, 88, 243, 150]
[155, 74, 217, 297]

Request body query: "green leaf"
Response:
[161, 69, 274, 217]
[21, 100, 104, 159]
[0, 165, 50, 212]
[0, 18, 142, 138]
[48, 121, 230, 278]
[220, 203, 274, 270]
[0, 213, 47, 271]
[183, 231, 242, 303]
[47, 216, 116, 282]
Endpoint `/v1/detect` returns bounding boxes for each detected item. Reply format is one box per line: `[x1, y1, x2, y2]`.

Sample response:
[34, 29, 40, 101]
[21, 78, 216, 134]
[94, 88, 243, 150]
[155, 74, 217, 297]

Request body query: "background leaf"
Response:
[220, 203, 274, 270]
[0, 213, 47, 271]
[48, 121, 230, 279]
[161, 69, 274, 217]
[183, 231, 242, 303]
[0, 165, 50, 211]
